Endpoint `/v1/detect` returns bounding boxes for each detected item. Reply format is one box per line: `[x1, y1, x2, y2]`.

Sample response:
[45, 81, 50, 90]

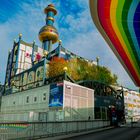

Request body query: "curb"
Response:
[40, 126, 114, 140]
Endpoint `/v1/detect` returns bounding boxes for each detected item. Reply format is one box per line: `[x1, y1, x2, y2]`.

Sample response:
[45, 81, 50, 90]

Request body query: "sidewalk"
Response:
[39, 126, 114, 140]
[135, 135, 140, 140]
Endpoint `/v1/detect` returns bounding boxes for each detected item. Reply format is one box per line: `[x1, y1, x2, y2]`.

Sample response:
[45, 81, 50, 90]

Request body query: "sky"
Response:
[0, 0, 138, 90]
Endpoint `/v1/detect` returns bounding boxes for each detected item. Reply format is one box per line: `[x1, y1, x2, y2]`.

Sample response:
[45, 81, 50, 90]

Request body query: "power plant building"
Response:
[0, 4, 138, 124]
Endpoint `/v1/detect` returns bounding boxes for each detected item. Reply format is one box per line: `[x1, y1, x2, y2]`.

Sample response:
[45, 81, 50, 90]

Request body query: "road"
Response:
[64, 127, 140, 140]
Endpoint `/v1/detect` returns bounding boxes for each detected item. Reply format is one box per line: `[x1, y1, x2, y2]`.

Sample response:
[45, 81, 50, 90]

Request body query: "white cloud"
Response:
[63, 29, 137, 89]
[0, 0, 138, 90]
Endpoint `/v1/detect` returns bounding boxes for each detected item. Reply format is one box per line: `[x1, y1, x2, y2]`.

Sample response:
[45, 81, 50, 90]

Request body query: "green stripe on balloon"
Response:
[122, 0, 140, 69]
[116, 0, 140, 74]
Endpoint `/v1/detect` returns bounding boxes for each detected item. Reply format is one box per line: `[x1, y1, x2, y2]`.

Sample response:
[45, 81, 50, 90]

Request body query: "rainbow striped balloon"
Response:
[90, 0, 140, 87]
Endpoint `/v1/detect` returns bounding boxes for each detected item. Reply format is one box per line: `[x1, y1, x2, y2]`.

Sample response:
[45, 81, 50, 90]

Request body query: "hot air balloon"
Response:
[89, 0, 140, 87]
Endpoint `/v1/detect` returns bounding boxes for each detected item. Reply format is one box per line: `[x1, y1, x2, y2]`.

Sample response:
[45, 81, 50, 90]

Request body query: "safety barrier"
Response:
[0, 120, 110, 140]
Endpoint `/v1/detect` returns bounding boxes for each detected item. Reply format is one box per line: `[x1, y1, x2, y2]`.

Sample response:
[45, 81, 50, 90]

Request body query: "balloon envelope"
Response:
[89, 0, 140, 87]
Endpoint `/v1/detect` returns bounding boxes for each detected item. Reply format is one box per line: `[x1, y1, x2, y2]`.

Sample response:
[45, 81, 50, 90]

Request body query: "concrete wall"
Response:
[0, 85, 50, 122]
[0, 81, 95, 122]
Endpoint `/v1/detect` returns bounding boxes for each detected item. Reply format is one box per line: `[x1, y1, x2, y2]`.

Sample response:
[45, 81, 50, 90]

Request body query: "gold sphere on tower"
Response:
[38, 25, 59, 44]
[19, 33, 22, 38]
[59, 40, 62, 44]
[39, 4, 59, 45]
[44, 4, 57, 15]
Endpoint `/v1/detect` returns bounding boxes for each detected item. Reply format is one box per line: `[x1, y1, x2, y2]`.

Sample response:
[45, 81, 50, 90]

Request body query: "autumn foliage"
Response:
[48, 57, 68, 78]
[48, 57, 118, 85]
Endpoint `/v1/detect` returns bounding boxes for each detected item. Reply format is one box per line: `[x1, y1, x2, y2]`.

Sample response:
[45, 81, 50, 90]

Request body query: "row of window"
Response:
[26, 93, 47, 103]
[125, 103, 140, 108]
[12, 93, 47, 105]
[125, 97, 140, 103]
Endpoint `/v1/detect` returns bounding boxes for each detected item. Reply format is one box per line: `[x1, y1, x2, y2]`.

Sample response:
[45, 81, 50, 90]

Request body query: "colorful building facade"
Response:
[4, 4, 97, 95]
[113, 86, 140, 122]
[1, 3, 139, 124]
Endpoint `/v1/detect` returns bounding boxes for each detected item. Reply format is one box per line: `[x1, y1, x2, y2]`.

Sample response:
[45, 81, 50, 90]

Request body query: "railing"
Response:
[124, 115, 140, 128]
[0, 120, 110, 140]
[4, 73, 74, 95]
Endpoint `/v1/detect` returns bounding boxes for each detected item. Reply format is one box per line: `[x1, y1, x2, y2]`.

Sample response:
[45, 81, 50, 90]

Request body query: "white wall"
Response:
[0, 85, 50, 122]
[63, 81, 94, 121]
[0, 81, 95, 122]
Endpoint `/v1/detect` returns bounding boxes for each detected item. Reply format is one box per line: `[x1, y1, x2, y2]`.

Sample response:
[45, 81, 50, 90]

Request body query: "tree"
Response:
[48, 57, 118, 85]
[48, 57, 68, 78]
[68, 58, 80, 80]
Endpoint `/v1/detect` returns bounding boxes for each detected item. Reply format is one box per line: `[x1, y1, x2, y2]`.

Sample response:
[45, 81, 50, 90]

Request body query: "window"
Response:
[26, 96, 29, 103]
[34, 97, 37, 102]
[43, 93, 46, 100]
[101, 107, 106, 119]
[95, 107, 101, 119]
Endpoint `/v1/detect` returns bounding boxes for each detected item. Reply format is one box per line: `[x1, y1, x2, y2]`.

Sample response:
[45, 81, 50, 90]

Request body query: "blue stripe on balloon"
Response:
[128, 1, 140, 61]
[134, 3, 140, 49]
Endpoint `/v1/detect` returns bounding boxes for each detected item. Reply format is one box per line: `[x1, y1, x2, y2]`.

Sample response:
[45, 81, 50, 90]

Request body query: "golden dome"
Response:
[44, 4, 57, 15]
[38, 25, 59, 44]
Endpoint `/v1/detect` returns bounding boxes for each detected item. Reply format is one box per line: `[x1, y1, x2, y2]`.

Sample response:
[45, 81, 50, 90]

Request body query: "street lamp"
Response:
[11, 80, 20, 90]
[11, 80, 15, 86]
[59, 40, 62, 45]
[63, 67, 68, 80]
[19, 33, 22, 40]
[96, 57, 100, 67]
[63, 67, 68, 72]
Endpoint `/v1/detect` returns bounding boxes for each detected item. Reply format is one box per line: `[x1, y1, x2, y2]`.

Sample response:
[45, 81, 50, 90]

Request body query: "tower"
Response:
[38, 4, 59, 53]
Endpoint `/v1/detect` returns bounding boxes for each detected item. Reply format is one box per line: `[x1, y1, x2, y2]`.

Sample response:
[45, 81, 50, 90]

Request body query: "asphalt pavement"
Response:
[64, 127, 140, 140]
